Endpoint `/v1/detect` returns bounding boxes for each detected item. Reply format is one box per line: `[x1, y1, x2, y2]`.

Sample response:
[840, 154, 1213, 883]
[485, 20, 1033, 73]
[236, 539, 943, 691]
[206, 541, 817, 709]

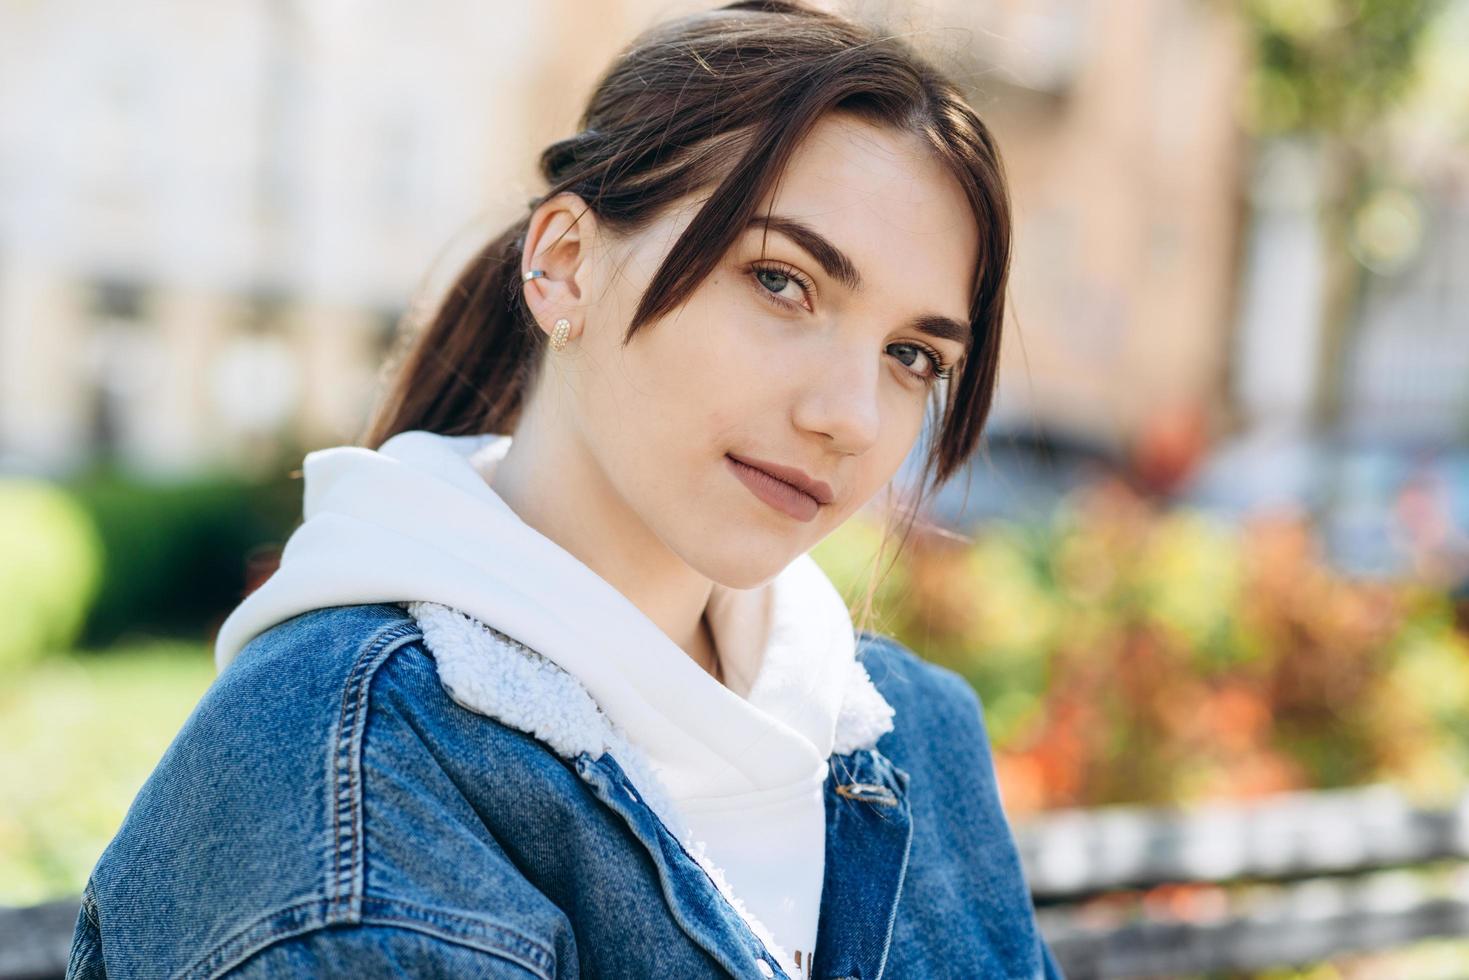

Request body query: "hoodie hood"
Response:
[213, 429, 895, 802]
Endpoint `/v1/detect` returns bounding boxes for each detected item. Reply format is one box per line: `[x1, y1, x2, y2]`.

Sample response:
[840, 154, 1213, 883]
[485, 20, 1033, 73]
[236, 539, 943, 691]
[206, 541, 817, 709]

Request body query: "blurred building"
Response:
[0, 0, 1257, 480]
[1339, 165, 1469, 446]
[944, 0, 1249, 453]
[4, 0, 1460, 492]
[0, 0, 637, 475]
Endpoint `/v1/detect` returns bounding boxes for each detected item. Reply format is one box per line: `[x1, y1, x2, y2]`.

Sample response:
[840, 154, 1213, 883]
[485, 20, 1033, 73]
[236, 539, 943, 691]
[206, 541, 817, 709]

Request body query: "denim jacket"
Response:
[67, 601, 1064, 979]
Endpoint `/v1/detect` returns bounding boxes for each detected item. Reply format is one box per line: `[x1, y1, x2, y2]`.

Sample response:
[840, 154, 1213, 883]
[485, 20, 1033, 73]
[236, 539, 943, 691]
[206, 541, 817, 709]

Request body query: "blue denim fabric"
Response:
[67, 602, 1064, 979]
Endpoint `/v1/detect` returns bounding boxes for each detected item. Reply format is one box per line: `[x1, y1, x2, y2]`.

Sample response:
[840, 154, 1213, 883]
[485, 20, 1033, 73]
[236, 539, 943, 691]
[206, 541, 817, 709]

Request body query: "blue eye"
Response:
[755, 268, 789, 294]
[751, 262, 814, 309]
[746, 261, 954, 388]
[890, 342, 952, 385]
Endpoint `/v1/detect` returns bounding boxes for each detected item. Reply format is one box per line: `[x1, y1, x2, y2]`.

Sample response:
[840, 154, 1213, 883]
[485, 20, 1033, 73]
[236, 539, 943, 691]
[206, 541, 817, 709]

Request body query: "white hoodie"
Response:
[212, 429, 896, 979]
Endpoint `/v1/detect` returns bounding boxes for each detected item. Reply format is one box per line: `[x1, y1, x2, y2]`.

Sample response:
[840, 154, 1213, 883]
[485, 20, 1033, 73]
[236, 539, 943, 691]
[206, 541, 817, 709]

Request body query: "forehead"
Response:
[755, 113, 979, 317]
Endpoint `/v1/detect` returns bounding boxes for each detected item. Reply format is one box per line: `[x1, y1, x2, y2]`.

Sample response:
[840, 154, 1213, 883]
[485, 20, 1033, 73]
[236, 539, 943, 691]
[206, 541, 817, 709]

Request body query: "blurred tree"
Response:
[0, 480, 104, 669]
[815, 489, 1469, 813]
[65, 442, 305, 649]
[1232, 0, 1449, 429]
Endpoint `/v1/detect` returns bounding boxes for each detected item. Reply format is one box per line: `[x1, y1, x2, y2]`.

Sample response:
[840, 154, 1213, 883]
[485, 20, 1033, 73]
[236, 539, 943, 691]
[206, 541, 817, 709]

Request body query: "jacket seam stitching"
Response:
[174, 612, 423, 979]
[80, 881, 100, 930]
[358, 895, 556, 978]
[183, 905, 552, 980]
[329, 619, 425, 920]
[177, 897, 327, 979]
[174, 895, 553, 979]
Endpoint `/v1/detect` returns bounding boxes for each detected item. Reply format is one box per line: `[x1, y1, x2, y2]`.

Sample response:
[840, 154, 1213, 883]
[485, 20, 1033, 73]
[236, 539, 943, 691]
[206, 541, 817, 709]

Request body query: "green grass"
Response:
[0, 640, 216, 906]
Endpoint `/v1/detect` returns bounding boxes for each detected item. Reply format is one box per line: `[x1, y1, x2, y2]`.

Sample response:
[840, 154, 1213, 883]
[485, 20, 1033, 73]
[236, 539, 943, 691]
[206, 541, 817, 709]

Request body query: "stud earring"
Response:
[550, 318, 572, 351]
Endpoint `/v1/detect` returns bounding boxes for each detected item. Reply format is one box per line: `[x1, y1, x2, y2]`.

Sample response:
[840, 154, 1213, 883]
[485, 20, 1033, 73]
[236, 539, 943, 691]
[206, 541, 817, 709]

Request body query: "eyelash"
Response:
[747, 261, 955, 385]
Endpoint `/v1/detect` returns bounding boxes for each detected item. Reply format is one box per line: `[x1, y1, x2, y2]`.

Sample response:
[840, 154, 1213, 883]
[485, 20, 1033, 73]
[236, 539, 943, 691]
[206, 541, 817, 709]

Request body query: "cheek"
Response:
[656, 279, 769, 398]
[593, 304, 751, 455]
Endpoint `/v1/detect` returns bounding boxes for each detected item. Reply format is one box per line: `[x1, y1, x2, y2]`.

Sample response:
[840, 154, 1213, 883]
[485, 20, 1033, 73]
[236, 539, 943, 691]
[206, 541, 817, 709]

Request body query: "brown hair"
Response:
[358, 0, 1012, 636]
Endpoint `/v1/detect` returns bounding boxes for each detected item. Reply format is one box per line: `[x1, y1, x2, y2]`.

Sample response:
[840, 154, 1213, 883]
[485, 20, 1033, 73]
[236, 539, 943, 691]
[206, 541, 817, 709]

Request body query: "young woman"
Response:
[69, 2, 1064, 977]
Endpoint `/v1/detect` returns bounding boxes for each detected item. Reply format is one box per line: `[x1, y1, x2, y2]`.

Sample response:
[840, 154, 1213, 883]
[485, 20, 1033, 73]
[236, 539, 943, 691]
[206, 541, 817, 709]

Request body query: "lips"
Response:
[725, 454, 825, 523]
[725, 453, 835, 505]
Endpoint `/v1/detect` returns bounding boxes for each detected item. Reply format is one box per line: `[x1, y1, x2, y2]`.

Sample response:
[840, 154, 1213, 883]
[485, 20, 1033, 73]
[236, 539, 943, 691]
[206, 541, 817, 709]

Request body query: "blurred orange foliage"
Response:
[826, 477, 1469, 816]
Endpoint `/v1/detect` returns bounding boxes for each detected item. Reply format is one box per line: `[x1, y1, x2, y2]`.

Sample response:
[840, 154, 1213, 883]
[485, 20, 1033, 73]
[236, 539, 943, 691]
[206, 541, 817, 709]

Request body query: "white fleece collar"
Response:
[214, 429, 897, 804]
[406, 596, 895, 975]
[408, 597, 896, 831]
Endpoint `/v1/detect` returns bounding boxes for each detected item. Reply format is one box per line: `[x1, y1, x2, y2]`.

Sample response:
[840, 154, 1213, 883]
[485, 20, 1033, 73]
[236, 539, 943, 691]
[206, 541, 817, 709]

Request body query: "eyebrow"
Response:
[746, 213, 974, 355]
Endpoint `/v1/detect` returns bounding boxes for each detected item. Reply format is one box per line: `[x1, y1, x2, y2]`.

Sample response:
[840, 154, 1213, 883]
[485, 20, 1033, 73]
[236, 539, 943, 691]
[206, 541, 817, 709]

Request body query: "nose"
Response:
[791, 341, 881, 455]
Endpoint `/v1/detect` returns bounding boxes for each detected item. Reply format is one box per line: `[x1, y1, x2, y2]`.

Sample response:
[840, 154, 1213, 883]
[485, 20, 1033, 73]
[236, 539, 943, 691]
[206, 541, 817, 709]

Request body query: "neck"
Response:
[485, 411, 719, 680]
[695, 610, 724, 685]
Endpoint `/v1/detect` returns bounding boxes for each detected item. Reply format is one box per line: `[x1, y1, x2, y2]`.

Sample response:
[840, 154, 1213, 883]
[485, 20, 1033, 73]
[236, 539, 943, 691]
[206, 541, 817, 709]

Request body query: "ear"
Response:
[521, 192, 599, 344]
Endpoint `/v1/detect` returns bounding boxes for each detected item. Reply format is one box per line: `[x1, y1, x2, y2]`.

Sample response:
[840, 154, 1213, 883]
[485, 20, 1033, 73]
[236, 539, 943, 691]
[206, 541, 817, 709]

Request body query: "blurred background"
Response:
[3, 0, 1468, 976]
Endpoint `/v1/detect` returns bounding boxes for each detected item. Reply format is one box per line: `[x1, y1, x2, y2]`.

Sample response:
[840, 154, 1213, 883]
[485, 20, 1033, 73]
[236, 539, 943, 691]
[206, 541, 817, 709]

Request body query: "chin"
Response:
[696, 544, 792, 591]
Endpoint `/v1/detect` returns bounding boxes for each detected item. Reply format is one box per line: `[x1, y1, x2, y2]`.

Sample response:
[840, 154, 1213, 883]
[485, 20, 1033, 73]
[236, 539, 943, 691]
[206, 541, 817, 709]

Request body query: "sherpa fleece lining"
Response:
[404, 599, 897, 970]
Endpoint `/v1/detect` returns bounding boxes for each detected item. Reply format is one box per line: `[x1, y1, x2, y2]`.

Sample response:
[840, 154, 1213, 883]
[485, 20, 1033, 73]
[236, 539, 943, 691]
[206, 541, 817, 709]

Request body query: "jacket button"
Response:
[756, 958, 775, 978]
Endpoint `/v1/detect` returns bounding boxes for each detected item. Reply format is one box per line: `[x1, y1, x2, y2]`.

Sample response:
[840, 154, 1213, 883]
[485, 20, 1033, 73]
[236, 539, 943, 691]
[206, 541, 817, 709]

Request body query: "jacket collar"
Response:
[407, 599, 908, 979]
[409, 598, 897, 840]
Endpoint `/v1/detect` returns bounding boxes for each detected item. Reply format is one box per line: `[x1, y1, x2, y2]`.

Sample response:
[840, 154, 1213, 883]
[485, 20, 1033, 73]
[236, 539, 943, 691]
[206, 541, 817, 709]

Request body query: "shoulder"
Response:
[850, 638, 1056, 973]
[82, 603, 569, 979]
[851, 629, 1013, 825]
[854, 629, 993, 751]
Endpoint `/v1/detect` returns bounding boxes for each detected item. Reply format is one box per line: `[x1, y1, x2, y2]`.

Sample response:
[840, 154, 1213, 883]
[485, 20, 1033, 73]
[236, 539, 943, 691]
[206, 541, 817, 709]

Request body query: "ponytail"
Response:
[361, 216, 543, 447]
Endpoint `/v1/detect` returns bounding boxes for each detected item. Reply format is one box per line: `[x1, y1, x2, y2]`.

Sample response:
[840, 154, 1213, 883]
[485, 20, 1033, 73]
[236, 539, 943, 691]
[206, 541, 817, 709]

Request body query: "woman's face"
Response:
[536, 112, 979, 589]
